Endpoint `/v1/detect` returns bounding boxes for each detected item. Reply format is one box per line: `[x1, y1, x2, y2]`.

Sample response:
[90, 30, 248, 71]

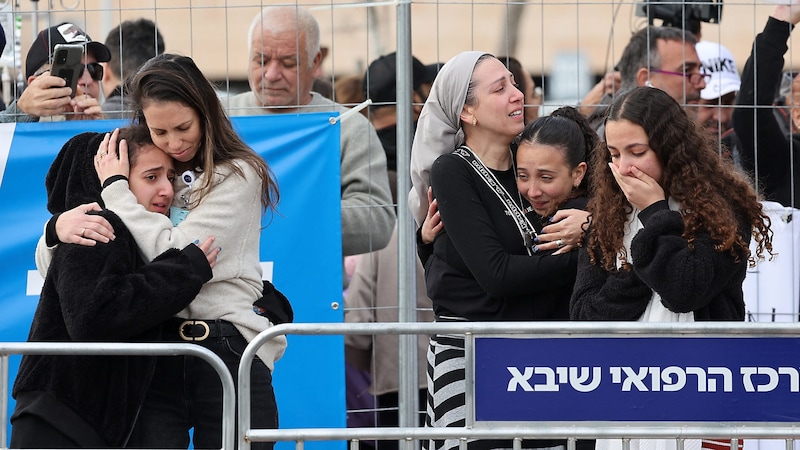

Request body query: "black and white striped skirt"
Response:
[424, 333, 569, 450]
[424, 333, 467, 450]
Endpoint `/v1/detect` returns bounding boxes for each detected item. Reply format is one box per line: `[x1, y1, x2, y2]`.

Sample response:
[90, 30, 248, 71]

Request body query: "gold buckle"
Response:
[178, 320, 210, 341]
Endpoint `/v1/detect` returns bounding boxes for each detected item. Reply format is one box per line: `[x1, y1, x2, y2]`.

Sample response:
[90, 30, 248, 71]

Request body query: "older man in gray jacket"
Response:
[225, 6, 395, 258]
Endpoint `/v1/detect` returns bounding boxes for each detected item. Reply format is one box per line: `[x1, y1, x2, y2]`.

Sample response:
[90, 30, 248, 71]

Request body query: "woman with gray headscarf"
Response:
[409, 52, 582, 450]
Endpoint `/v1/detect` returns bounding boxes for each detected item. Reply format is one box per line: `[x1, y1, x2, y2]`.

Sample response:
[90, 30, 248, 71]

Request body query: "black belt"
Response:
[167, 318, 240, 342]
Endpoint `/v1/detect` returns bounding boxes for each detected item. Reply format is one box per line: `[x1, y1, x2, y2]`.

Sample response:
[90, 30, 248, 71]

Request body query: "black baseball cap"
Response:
[25, 22, 111, 79]
[364, 52, 440, 105]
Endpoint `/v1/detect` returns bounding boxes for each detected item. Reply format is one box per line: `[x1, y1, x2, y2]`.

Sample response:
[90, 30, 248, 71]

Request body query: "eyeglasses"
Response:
[81, 62, 103, 81]
[650, 69, 710, 85]
[34, 62, 103, 81]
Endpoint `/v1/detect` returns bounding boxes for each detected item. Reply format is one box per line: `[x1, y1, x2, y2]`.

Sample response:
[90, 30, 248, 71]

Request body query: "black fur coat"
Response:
[570, 200, 747, 322]
[11, 131, 212, 447]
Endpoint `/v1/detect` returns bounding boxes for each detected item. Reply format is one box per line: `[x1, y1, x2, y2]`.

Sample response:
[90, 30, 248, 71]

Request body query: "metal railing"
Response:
[5, 323, 798, 450]
[238, 322, 800, 450]
[0, 342, 235, 450]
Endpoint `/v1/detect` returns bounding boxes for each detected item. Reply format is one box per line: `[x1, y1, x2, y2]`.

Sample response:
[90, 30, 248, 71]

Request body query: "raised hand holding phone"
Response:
[48, 44, 83, 98]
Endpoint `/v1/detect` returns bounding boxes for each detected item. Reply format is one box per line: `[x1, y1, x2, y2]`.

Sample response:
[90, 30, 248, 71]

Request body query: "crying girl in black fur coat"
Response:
[10, 127, 218, 448]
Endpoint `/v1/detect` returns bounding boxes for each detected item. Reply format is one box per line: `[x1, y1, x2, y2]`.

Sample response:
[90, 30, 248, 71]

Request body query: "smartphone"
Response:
[48, 44, 84, 98]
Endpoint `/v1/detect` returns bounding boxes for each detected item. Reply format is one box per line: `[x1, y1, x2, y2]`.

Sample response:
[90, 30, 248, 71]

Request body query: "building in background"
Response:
[0, 0, 786, 105]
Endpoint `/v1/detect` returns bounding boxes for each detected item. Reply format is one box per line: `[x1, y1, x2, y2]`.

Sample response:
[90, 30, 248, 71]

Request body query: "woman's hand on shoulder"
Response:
[95, 128, 131, 185]
[537, 208, 590, 255]
[56, 203, 115, 246]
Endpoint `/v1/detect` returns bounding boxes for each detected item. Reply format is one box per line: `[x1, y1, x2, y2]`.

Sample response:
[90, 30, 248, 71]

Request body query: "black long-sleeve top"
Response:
[12, 211, 212, 447]
[423, 152, 579, 322]
[570, 200, 747, 322]
[733, 16, 800, 208]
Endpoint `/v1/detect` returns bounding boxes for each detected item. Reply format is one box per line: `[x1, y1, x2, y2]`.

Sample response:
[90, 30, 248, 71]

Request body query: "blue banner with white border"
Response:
[475, 336, 800, 423]
[0, 114, 345, 449]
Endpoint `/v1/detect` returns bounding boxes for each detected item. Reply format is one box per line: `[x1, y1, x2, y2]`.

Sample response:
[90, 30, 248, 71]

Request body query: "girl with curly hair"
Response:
[570, 83, 774, 450]
[571, 86, 772, 323]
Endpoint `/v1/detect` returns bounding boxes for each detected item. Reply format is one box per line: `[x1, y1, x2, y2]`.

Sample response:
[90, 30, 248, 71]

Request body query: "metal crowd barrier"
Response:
[0, 342, 235, 450]
[238, 322, 800, 450]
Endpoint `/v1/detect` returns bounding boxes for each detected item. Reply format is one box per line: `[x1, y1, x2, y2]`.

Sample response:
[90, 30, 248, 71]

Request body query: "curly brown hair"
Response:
[586, 86, 773, 271]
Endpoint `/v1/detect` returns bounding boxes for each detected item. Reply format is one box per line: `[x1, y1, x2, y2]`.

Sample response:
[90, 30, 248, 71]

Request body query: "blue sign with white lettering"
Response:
[475, 337, 800, 422]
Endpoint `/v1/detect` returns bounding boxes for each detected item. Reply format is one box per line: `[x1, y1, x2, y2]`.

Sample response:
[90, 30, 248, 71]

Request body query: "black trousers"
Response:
[373, 389, 428, 450]
[11, 414, 88, 449]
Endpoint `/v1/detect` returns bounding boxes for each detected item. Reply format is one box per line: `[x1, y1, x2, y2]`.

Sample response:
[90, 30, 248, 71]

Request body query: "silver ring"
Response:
[556, 239, 565, 248]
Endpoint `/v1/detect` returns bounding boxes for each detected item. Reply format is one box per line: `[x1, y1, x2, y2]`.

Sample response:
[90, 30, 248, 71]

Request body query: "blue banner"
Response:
[475, 336, 800, 423]
[0, 114, 345, 448]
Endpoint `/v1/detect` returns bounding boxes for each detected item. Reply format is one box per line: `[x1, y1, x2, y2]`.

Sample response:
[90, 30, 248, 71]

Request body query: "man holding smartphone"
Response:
[0, 22, 110, 123]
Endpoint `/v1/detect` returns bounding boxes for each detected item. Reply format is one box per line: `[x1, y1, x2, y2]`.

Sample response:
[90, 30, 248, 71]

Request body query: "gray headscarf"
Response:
[408, 51, 490, 226]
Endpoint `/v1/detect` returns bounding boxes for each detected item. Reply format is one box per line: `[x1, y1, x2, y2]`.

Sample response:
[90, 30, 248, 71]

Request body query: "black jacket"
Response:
[12, 211, 211, 447]
[733, 16, 800, 208]
[11, 130, 212, 447]
[570, 200, 748, 322]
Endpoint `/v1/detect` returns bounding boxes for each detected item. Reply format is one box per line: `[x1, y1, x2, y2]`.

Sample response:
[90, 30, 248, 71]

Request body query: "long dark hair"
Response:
[129, 53, 279, 212]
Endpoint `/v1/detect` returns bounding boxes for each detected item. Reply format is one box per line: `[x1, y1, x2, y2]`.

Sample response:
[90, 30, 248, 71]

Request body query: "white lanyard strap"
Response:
[452, 146, 537, 254]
